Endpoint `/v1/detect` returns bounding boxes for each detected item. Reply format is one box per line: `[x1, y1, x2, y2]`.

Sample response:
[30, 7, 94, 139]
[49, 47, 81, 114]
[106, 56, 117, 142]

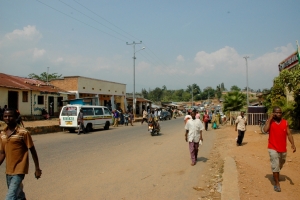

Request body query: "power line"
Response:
[73, 0, 137, 41]
[58, 0, 134, 42]
[72, 0, 169, 68]
[36, 0, 126, 42]
[37, 0, 170, 74]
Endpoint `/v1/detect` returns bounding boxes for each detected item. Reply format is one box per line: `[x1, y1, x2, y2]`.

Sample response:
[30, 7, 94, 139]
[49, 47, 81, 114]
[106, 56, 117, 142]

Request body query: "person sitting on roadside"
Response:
[41, 108, 50, 120]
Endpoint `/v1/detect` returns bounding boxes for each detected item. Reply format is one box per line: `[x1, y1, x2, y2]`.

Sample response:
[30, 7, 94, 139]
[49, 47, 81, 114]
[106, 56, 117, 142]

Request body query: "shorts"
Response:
[268, 149, 287, 172]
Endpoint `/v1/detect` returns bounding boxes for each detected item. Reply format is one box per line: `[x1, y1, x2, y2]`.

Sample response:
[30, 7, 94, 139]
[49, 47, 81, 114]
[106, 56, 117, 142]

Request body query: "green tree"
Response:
[148, 87, 163, 102]
[28, 72, 62, 82]
[263, 67, 300, 128]
[223, 91, 246, 112]
[221, 82, 226, 91]
[216, 85, 222, 99]
[186, 84, 201, 95]
[141, 88, 149, 99]
[230, 85, 241, 91]
[203, 87, 215, 100]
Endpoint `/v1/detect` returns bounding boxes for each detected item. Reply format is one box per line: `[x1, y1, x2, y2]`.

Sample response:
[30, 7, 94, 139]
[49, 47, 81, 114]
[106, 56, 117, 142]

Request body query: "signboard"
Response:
[278, 51, 299, 71]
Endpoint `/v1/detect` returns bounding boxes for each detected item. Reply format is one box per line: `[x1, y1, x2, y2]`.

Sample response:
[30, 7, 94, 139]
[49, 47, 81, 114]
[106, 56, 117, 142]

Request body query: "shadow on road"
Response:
[197, 157, 209, 162]
[265, 174, 294, 185]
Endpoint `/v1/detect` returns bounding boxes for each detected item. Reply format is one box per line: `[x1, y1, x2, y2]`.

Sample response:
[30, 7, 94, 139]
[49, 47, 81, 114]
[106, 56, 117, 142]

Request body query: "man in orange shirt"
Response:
[263, 107, 296, 192]
[0, 108, 42, 199]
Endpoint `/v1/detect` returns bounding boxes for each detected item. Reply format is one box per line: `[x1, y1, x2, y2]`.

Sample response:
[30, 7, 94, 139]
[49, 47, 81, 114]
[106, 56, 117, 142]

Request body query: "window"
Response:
[94, 108, 103, 115]
[38, 96, 44, 104]
[22, 91, 28, 102]
[82, 108, 94, 115]
[57, 97, 63, 107]
[104, 108, 111, 115]
[61, 106, 77, 116]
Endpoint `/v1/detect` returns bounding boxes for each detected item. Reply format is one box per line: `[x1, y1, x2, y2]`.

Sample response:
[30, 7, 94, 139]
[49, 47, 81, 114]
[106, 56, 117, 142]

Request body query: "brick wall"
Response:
[51, 77, 79, 91]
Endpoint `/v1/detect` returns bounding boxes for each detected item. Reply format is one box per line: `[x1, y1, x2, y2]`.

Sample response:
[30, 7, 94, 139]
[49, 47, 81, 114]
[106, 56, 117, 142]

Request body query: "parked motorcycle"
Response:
[148, 120, 160, 136]
[258, 119, 268, 134]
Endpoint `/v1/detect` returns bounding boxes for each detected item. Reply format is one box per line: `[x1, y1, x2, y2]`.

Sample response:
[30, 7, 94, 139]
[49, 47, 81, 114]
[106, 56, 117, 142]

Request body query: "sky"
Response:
[0, 0, 299, 93]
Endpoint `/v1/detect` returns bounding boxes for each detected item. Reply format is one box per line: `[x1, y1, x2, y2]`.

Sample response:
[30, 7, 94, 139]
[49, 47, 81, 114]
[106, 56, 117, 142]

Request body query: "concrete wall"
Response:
[77, 77, 126, 96]
[0, 87, 8, 109]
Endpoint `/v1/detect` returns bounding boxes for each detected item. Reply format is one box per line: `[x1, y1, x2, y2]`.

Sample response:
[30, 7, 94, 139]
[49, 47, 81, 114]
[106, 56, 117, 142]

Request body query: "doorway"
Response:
[8, 91, 18, 109]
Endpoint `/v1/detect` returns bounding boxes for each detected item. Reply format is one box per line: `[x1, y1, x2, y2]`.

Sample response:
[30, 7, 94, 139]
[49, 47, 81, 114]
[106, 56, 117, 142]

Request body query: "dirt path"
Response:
[215, 125, 300, 200]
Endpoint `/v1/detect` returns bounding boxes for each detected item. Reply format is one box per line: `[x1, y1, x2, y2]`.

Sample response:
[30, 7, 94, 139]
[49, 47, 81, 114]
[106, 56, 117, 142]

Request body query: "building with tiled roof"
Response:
[0, 73, 68, 117]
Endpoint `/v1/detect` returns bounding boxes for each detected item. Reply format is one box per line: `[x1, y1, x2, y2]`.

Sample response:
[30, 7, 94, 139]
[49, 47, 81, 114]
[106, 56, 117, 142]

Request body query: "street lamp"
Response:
[243, 56, 249, 106]
[126, 41, 145, 117]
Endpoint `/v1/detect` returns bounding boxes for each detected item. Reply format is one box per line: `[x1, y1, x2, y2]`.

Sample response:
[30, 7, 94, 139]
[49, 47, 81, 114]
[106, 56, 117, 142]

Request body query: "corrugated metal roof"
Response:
[0, 73, 67, 93]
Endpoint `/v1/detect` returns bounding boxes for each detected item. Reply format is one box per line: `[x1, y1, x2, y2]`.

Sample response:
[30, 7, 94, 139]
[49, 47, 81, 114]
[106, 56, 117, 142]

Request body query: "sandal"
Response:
[274, 185, 281, 192]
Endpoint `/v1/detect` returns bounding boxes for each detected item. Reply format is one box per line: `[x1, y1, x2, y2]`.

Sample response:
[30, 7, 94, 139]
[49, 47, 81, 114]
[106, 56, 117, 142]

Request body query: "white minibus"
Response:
[59, 105, 113, 133]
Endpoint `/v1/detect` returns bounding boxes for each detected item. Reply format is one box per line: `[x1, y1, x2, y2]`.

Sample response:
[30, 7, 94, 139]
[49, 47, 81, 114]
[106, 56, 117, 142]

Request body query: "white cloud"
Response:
[1, 26, 42, 48]
[176, 55, 185, 62]
[55, 57, 64, 63]
[6, 25, 42, 40]
[190, 44, 295, 90]
[194, 46, 241, 74]
[33, 48, 46, 59]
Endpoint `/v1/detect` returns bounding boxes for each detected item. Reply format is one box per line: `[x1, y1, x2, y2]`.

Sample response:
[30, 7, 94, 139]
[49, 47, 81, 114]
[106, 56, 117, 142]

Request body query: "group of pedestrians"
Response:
[185, 106, 296, 193]
[112, 109, 134, 127]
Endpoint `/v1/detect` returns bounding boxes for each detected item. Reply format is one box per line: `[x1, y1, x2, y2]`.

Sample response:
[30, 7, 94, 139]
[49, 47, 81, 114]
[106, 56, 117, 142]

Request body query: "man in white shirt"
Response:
[141, 109, 148, 124]
[157, 109, 161, 119]
[185, 110, 204, 166]
[235, 111, 247, 146]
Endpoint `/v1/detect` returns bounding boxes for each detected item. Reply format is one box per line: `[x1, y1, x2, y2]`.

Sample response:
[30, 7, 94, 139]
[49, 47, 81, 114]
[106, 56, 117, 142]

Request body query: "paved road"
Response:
[0, 118, 217, 200]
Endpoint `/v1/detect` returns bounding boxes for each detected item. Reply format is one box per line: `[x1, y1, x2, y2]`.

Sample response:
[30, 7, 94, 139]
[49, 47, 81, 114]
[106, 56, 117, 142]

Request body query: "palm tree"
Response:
[223, 91, 246, 112]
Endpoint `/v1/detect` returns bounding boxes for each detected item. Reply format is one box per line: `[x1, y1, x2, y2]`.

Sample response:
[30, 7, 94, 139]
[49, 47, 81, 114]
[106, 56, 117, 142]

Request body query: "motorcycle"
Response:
[258, 119, 268, 134]
[148, 120, 160, 136]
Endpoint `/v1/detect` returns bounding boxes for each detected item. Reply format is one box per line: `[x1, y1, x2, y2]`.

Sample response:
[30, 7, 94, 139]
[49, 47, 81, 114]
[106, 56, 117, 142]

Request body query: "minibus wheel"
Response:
[104, 121, 110, 130]
[86, 123, 93, 132]
[69, 129, 76, 133]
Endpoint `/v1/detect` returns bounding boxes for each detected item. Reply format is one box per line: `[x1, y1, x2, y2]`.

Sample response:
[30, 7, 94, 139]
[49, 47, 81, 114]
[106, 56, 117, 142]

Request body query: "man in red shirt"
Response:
[263, 107, 296, 192]
[202, 112, 210, 131]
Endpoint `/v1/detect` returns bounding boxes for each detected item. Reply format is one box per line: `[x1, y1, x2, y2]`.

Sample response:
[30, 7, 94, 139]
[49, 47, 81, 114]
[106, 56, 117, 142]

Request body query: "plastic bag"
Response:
[213, 122, 217, 129]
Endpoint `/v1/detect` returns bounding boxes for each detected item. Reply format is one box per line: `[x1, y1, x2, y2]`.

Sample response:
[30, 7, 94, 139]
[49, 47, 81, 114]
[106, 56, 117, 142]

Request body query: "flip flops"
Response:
[274, 185, 281, 192]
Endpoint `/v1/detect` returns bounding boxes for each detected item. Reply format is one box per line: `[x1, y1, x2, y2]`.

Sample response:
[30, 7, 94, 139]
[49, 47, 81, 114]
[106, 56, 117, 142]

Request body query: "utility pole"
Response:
[126, 41, 143, 117]
[192, 90, 194, 107]
[243, 56, 249, 106]
[46, 67, 49, 85]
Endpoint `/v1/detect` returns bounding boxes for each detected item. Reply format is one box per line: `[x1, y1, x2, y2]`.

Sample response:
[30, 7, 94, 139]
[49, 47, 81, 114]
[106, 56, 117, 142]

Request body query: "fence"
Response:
[230, 112, 268, 125]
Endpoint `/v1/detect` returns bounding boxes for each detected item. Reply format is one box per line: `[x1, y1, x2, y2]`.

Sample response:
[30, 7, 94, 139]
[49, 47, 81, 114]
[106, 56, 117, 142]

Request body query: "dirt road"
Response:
[0, 118, 221, 200]
[216, 125, 300, 200]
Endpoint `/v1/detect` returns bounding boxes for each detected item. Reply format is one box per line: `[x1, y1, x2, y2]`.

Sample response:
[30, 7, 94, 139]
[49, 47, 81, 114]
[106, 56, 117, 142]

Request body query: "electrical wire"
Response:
[73, 0, 138, 42]
[36, 0, 126, 42]
[72, 0, 169, 68]
[59, 0, 134, 42]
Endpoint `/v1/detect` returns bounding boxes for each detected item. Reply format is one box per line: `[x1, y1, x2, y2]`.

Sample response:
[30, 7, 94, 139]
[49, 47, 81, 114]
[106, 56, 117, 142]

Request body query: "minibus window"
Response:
[104, 108, 111, 115]
[82, 108, 94, 116]
[94, 108, 103, 115]
[61, 106, 77, 116]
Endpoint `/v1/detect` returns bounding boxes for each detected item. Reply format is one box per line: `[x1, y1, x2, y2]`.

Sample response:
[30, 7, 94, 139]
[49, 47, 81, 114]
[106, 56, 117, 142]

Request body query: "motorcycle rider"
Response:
[148, 110, 158, 130]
